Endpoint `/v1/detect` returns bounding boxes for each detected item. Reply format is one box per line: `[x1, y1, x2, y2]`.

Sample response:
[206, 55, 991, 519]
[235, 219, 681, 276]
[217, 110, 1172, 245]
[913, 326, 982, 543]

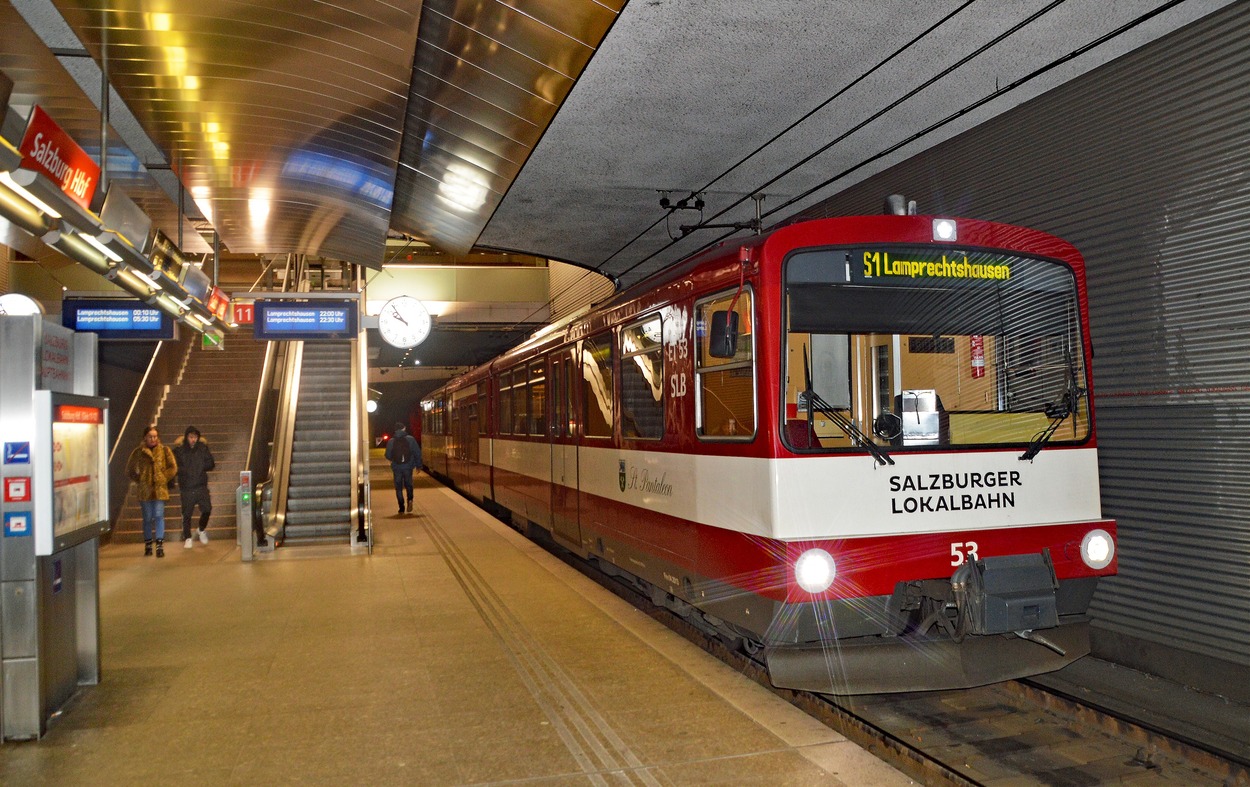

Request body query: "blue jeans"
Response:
[392, 465, 413, 509]
[140, 500, 166, 541]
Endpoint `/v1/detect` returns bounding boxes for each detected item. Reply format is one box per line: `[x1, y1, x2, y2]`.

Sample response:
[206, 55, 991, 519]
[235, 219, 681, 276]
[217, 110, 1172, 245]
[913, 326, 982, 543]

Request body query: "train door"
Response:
[578, 332, 615, 554]
[549, 347, 581, 550]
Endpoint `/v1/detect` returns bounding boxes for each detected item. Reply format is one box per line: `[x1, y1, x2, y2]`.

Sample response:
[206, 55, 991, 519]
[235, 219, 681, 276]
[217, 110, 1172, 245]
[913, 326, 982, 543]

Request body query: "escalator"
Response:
[282, 343, 355, 544]
[245, 256, 372, 552]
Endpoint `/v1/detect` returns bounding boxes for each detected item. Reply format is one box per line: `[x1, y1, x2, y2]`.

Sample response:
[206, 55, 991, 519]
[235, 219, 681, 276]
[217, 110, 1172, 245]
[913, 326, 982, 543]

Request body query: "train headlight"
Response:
[1081, 529, 1115, 570]
[795, 548, 836, 594]
[933, 218, 957, 242]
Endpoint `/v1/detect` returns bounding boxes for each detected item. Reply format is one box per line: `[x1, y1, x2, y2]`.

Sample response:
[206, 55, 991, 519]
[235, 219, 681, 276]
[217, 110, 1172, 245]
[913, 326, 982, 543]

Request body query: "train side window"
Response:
[696, 289, 755, 439]
[530, 360, 547, 436]
[513, 370, 529, 435]
[564, 350, 579, 438]
[549, 356, 565, 438]
[466, 396, 479, 463]
[451, 385, 478, 462]
[455, 404, 465, 459]
[498, 370, 513, 435]
[582, 333, 614, 438]
[620, 315, 664, 439]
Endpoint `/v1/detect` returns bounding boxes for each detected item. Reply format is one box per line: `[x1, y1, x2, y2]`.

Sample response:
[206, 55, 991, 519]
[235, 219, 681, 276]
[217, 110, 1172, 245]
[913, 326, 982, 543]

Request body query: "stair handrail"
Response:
[262, 256, 311, 539]
[349, 263, 372, 548]
[264, 338, 303, 539]
[243, 253, 297, 492]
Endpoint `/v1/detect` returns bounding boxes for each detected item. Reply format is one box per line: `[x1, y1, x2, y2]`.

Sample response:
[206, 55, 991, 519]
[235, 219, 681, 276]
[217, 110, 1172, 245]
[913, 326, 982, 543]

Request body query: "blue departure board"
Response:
[252, 300, 358, 341]
[62, 298, 175, 340]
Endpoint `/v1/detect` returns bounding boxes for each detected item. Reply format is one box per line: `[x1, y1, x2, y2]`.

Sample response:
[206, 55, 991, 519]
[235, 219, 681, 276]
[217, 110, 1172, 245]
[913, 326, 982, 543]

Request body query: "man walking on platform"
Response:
[386, 422, 421, 514]
[173, 426, 216, 548]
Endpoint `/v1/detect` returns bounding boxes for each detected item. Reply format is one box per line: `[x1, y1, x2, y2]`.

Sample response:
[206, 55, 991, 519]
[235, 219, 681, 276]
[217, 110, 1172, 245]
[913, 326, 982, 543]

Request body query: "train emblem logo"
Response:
[619, 460, 627, 492]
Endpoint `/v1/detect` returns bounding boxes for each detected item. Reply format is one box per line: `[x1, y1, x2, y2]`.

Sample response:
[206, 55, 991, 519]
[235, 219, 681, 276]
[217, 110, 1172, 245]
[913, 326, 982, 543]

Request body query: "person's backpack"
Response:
[391, 435, 411, 465]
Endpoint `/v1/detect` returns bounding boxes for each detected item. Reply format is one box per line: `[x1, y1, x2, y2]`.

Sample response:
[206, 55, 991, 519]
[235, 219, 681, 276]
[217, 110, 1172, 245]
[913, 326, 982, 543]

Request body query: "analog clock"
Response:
[378, 296, 431, 349]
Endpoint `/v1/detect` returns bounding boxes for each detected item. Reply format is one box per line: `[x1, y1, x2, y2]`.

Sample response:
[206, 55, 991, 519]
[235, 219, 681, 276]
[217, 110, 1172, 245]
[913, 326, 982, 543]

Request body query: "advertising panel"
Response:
[206, 287, 230, 320]
[180, 263, 212, 304]
[148, 228, 186, 282]
[32, 391, 109, 555]
[100, 186, 153, 253]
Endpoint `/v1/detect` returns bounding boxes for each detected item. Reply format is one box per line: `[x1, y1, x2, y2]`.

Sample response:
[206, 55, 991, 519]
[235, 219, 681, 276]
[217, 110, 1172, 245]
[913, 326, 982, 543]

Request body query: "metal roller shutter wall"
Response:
[795, 3, 1250, 687]
[549, 260, 615, 322]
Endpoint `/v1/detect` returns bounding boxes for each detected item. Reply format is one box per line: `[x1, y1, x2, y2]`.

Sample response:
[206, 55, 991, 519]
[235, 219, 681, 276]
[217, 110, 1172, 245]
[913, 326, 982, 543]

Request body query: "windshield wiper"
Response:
[1020, 355, 1086, 461]
[802, 347, 894, 466]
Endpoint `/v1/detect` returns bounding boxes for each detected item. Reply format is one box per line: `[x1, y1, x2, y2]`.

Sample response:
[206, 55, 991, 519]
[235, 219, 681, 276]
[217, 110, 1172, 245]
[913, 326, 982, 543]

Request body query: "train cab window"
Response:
[784, 247, 1090, 450]
[620, 315, 664, 439]
[582, 334, 614, 438]
[696, 290, 755, 439]
[783, 332, 852, 450]
[529, 360, 547, 436]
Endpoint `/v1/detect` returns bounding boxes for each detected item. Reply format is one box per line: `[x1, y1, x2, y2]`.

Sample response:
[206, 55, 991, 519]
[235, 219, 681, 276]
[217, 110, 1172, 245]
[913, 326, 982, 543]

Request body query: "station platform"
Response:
[0, 470, 911, 786]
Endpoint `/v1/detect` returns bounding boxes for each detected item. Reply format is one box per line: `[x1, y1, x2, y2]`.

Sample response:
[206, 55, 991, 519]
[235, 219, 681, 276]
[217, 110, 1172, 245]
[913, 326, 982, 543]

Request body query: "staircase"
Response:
[281, 343, 355, 545]
[114, 336, 267, 542]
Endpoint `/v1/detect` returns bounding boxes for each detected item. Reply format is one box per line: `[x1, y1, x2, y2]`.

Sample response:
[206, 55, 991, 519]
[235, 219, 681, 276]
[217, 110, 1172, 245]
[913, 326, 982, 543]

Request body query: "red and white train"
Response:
[420, 207, 1117, 693]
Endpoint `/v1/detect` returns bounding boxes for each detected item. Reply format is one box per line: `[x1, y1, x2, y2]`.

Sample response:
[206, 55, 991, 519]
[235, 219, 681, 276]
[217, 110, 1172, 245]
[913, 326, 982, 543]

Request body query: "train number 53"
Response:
[950, 541, 980, 566]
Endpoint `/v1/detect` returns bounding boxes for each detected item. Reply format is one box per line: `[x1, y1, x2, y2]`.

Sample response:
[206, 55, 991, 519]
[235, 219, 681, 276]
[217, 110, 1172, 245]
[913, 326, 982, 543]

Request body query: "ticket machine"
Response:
[0, 314, 105, 740]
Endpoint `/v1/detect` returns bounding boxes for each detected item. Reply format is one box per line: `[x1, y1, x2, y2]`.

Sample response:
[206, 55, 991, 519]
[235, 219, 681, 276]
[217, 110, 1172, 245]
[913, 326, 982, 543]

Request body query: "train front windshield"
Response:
[783, 246, 1089, 450]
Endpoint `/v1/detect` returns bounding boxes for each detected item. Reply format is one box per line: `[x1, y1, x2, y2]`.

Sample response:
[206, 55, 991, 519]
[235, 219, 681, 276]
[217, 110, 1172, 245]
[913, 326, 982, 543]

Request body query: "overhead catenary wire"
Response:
[497, 0, 1187, 337]
[597, 0, 981, 272]
[498, 0, 980, 334]
[610, 0, 1189, 286]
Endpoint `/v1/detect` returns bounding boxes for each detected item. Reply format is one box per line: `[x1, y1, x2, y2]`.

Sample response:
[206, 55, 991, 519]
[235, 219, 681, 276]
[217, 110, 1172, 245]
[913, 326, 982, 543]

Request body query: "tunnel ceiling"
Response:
[1, 0, 1235, 288]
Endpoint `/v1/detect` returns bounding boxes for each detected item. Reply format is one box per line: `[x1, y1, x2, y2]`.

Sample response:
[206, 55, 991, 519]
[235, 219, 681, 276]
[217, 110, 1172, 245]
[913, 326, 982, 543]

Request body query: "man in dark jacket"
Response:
[173, 425, 216, 548]
[385, 422, 421, 514]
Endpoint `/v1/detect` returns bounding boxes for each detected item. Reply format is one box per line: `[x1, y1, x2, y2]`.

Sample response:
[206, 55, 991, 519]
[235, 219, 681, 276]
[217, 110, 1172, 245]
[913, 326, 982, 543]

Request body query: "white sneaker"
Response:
[184, 537, 193, 549]
[198, 529, 209, 544]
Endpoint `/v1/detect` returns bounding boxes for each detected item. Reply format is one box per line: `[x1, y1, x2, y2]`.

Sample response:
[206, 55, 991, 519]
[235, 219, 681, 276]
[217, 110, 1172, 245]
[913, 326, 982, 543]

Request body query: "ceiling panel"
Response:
[389, 0, 621, 254]
[478, 0, 1236, 288]
[1, 0, 208, 252]
[48, 0, 422, 266]
[4, 0, 1238, 300]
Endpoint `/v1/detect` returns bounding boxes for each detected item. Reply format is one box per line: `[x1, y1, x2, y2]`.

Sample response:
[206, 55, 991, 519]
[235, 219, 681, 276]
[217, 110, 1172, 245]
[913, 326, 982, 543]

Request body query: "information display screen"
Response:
[62, 298, 175, 340]
[252, 299, 358, 341]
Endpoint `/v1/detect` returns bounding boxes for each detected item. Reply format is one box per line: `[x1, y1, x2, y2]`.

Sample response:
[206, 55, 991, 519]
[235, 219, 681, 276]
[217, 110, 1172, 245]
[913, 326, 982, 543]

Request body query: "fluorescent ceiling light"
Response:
[0, 171, 62, 218]
[81, 233, 124, 262]
[157, 293, 187, 314]
[128, 268, 162, 291]
[437, 164, 488, 212]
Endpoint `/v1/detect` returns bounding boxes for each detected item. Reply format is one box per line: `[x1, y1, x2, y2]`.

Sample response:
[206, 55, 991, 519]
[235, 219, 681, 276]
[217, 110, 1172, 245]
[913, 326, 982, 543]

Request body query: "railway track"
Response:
[547, 538, 1248, 786]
